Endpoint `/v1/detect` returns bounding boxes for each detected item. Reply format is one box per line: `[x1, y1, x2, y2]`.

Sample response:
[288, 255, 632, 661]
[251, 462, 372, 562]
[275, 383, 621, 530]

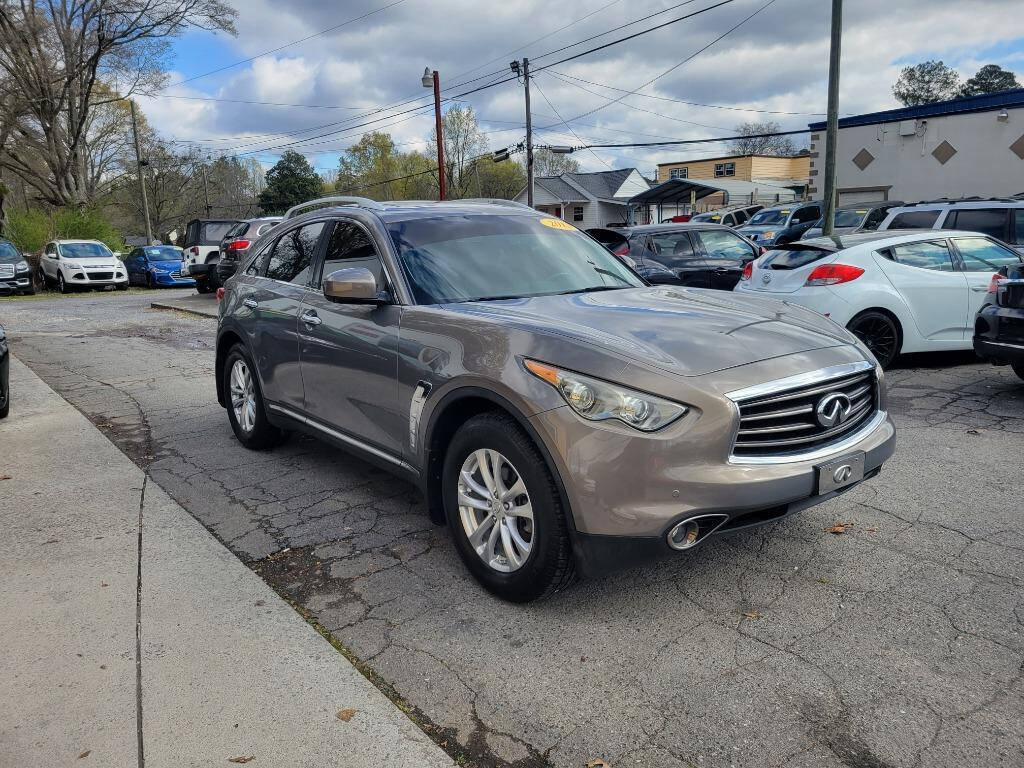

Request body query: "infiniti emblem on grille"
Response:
[816, 392, 852, 428]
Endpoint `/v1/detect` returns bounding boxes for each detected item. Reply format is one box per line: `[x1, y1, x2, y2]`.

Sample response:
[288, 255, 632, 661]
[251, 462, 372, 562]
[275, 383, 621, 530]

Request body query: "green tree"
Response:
[336, 132, 437, 200]
[959, 64, 1021, 97]
[475, 158, 527, 198]
[258, 151, 323, 214]
[892, 61, 961, 106]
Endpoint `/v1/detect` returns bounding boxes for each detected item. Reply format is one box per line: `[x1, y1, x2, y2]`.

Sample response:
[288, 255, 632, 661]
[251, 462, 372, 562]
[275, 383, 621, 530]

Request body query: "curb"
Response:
[150, 301, 218, 319]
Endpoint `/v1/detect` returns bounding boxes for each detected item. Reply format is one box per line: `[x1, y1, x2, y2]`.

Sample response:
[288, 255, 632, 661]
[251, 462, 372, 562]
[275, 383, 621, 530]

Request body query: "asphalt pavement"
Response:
[1, 288, 1021, 768]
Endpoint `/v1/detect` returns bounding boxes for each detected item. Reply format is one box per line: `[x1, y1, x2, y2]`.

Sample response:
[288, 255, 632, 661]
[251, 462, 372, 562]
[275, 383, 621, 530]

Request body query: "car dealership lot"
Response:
[2, 290, 1022, 768]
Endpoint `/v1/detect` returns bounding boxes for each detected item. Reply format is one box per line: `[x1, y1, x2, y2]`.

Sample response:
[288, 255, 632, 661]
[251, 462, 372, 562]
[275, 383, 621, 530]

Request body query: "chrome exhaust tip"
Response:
[666, 514, 728, 551]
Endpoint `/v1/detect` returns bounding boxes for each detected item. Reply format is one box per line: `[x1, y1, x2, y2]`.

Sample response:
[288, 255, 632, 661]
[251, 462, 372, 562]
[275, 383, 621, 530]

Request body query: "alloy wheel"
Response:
[457, 449, 534, 573]
[849, 315, 898, 367]
[229, 359, 257, 434]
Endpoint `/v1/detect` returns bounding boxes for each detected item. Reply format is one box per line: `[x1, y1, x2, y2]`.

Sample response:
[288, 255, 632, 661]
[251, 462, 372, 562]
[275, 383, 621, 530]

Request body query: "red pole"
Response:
[433, 70, 446, 201]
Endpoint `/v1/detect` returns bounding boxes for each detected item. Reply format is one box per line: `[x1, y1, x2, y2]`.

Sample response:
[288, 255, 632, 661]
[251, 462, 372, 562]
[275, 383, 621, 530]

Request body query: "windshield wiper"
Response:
[557, 285, 626, 295]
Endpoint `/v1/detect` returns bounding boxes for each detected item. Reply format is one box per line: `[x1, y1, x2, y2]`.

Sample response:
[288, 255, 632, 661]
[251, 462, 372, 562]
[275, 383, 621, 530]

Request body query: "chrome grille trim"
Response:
[726, 361, 882, 463]
[0, 264, 14, 278]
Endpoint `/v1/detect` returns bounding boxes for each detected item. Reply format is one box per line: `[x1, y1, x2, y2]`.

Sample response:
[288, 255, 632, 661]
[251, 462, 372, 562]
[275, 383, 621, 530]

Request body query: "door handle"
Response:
[243, 298, 258, 308]
[300, 311, 322, 327]
[970, 286, 989, 292]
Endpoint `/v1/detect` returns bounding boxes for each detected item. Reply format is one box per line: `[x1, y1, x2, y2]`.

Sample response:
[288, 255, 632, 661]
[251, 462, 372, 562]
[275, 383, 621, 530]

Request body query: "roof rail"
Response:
[458, 198, 534, 210]
[283, 196, 385, 219]
[902, 196, 1021, 207]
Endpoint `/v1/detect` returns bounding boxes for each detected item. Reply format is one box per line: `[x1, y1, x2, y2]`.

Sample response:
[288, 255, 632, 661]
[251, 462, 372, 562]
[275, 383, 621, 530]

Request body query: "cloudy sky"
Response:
[137, 0, 1024, 178]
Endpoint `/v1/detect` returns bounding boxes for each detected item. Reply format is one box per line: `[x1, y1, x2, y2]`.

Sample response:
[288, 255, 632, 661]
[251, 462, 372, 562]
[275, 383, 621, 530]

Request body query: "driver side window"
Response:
[317, 220, 386, 289]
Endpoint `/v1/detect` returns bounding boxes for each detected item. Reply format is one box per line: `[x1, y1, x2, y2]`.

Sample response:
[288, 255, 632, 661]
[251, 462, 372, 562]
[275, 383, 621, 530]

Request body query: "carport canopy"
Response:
[629, 177, 799, 207]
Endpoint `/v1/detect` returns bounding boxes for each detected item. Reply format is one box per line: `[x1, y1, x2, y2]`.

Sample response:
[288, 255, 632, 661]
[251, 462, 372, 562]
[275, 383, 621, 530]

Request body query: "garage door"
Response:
[838, 188, 890, 205]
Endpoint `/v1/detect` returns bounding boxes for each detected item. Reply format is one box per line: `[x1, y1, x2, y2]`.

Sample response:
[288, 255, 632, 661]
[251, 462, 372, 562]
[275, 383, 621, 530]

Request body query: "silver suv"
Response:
[216, 197, 896, 602]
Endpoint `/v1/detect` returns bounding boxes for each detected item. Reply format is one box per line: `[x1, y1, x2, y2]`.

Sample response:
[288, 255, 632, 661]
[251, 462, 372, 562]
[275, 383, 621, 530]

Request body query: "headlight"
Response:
[64, 261, 81, 269]
[15, 261, 29, 273]
[151, 267, 168, 274]
[524, 359, 687, 432]
[761, 231, 776, 240]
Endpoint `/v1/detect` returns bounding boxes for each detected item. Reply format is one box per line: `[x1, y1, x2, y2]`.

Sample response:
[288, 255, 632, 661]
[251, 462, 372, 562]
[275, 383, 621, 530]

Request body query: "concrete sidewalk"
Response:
[0, 357, 454, 768]
[150, 292, 218, 318]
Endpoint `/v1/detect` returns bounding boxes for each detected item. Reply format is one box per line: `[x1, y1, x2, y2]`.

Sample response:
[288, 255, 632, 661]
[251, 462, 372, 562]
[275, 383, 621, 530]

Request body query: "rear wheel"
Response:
[1012, 362, 1024, 382]
[196, 277, 213, 294]
[442, 412, 575, 602]
[223, 345, 284, 449]
[847, 310, 901, 369]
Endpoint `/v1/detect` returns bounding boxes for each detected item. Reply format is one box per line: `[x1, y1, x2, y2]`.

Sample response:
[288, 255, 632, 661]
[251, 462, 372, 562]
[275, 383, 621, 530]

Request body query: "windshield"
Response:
[143, 246, 183, 261]
[0, 242, 22, 263]
[834, 209, 867, 228]
[691, 212, 719, 222]
[59, 242, 112, 260]
[748, 209, 789, 226]
[388, 214, 644, 304]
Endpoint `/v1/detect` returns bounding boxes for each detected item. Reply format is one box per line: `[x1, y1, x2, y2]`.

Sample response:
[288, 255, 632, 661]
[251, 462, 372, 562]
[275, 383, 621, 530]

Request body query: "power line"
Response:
[167, 0, 409, 87]
[568, 127, 809, 150]
[156, 94, 366, 109]
[530, 77, 613, 170]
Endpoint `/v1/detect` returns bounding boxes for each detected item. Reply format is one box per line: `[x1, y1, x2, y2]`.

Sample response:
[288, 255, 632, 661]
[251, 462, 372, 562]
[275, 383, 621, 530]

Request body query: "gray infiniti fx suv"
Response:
[216, 197, 896, 602]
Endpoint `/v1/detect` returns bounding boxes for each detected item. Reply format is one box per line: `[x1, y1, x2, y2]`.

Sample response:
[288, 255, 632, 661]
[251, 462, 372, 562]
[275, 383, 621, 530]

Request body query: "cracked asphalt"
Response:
[2, 289, 1022, 768]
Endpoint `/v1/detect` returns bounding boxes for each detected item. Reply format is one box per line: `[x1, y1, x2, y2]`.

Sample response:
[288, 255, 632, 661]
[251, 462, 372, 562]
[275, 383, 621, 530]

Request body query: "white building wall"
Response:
[808, 106, 1024, 203]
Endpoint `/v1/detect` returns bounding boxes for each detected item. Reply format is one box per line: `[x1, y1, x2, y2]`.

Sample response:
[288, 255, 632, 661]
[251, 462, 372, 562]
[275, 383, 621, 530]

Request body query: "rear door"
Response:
[298, 219, 403, 455]
[946, 208, 1010, 241]
[248, 220, 327, 409]
[875, 239, 967, 341]
[789, 204, 822, 239]
[694, 228, 759, 290]
[950, 235, 1024, 332]
[645, 230, 709, 287]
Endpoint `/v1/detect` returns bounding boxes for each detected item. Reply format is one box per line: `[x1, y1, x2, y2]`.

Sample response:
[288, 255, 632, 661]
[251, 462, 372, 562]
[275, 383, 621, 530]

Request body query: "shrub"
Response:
[5, 206, 125, 255]
[5, 208, 51, 254]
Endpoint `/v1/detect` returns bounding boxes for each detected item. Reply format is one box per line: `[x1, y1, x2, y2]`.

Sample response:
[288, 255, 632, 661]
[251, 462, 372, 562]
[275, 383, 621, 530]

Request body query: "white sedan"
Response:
[734, 230, 1024, 367]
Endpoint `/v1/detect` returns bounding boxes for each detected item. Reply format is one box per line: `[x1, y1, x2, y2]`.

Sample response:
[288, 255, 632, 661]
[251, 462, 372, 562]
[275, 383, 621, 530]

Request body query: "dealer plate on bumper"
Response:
[816, 452, 865, 494]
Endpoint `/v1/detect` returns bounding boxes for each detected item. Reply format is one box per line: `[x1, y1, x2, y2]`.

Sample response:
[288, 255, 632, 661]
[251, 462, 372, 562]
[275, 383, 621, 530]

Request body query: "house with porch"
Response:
[513, 168, 650, 227]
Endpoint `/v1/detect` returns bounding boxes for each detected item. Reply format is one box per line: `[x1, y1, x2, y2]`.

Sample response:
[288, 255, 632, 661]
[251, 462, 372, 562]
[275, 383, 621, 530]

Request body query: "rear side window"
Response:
[888, 240, 954, 271]
[698, 230, 756, 260]
[888, 210, 940, 229]
[793, 206, 821, 224]
[952, 237, 1022, 271]
[200, 221, 237, 244]
[760, 248, 831, 270]
[948, 209, 1008, 239]
[648, 232, 696, 268]
[1014, 210, 1024, 244]
[265, 222, 325, 284]
[224, 222, 248, 239]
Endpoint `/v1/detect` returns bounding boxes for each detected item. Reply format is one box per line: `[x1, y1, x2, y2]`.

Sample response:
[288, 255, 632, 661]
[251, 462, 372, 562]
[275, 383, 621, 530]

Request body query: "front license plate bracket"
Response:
[816, 451, 865, 494]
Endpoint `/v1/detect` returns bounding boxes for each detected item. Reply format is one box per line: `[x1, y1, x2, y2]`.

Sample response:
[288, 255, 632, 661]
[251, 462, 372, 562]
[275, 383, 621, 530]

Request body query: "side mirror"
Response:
[323, 267, 386, 304]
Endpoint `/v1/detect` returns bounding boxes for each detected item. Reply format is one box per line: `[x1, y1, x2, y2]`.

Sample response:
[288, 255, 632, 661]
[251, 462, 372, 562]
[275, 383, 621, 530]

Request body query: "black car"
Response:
[586, 223, 761, 290]
[1, 323, 9, 419]
[974, 262, 1024, 381]
[0, 239, 34, 296]
[216, 217, 282, 283]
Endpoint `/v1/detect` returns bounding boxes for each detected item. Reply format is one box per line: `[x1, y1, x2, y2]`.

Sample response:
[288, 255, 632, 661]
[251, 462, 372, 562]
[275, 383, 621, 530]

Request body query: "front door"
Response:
[298, 220, 403, 456]
[644, 231, 709, 287]
[248, 220, 326, 409]
[694, 228, 759, 290]
[951, 235, 1024, 335]
[874, 239, 967, 342]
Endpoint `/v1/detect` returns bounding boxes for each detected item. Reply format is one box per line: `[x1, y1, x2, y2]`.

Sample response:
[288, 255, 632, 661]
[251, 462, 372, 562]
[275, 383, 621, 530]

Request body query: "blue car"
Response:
[124, 246, 196, 288]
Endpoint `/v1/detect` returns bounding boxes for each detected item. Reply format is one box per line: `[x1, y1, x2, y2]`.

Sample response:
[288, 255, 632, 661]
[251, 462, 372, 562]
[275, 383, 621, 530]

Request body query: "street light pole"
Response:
[423, 68, 446, 200]
[821, 0, 843, 237]
[129, 100, 153, 244]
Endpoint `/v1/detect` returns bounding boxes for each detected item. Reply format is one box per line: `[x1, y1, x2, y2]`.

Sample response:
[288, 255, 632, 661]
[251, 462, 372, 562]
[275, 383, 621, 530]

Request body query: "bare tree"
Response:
[0, 0, 236, 207]
[428, 105, 489, 198]
[531, 148, 580, 177]
[727, 120, 797, 156]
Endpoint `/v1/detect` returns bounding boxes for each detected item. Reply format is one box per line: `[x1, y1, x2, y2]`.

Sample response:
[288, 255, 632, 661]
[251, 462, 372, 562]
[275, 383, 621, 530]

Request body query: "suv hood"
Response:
[150, 259, 182, 270]
[737, 224, 786, 236]
[446, 286, 853, 377]
[65, 256, 118, 266]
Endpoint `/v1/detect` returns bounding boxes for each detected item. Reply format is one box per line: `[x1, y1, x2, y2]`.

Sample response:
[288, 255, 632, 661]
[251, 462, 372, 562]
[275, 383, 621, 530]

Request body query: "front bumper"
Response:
[151, 271, 196, 287]
[974, 303, 1024, 365]
[66, 270, 128, 287]
[0, 276, 32, 295]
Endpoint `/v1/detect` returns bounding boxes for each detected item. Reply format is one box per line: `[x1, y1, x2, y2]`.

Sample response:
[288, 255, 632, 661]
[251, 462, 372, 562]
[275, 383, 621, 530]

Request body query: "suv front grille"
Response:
[87, 272, 113, 280]
[0, 264, 14, 278]
[731, 367, 877, 459]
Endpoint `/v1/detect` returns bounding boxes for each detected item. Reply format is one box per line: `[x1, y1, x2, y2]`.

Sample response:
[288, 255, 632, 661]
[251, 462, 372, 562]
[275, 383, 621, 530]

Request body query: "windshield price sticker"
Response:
[539, 218, 576, 231]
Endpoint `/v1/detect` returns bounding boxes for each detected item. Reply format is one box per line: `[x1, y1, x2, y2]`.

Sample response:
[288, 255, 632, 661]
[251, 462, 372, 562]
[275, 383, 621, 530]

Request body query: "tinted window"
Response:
[953, 237, 1022, 271]
[224, 222, 249, 239]
[793, 206, 821, 224]
[648, 232, 696, 268]
[388, 214, 643, 304]
[1015, 210, 1024, 244]
[734, 209, 750, 223]
[834, 209, 867, 228]
[698, 230, 755, 260]
[318, 221, 385, 288]
[265, 222, 324, 284]
[888, 240, 954, 271]
[948, 209, 1008, 239]
[200, 221, 238, 244]
[888, 210, 939, 229]
[760, 247, 831, 270]
[864, 208, 888, 229]
[0, 242, 21, 262]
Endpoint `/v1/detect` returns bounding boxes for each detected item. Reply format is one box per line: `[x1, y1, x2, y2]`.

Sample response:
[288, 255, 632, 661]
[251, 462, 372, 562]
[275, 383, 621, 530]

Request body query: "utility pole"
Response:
[129, 100, 153, 244]
[422, 68, 446, 200]
[523, 58, 534, 208]
[821, 0, 842, 237]
[201, 160, 212, 218]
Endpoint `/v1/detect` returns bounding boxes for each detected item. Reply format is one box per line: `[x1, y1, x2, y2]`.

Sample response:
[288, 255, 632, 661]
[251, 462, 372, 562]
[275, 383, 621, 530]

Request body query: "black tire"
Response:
[196, 277, 213, 295]
[0, 397, 8, 419]
[847, 310, 901, 369]
[1012, 361, 1024, 382]
[23, 282, 35, 296]
[146, 273, 155, 289]
[58, 272, 70, 294]
[222, 344, 284, 450]
[442, 412, 575, 602]
[116, 282, 128, 291]
[207, 261, 221, 290]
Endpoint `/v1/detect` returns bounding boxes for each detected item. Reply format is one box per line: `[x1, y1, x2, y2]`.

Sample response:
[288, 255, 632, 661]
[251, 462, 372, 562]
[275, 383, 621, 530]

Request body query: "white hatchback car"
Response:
[734, 230, 1024, 367]
[40, 239, 128, 293]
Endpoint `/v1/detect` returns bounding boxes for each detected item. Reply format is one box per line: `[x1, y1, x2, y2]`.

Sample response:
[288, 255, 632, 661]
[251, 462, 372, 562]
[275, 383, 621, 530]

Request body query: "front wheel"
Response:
[442, 412, 575, 602]
[847, 310, 901, 369]
[58, 272, 70, 294]
[223, 345, 284, 449]
[1012, 361, 1024, 382]
[196, 278, 213, 294]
